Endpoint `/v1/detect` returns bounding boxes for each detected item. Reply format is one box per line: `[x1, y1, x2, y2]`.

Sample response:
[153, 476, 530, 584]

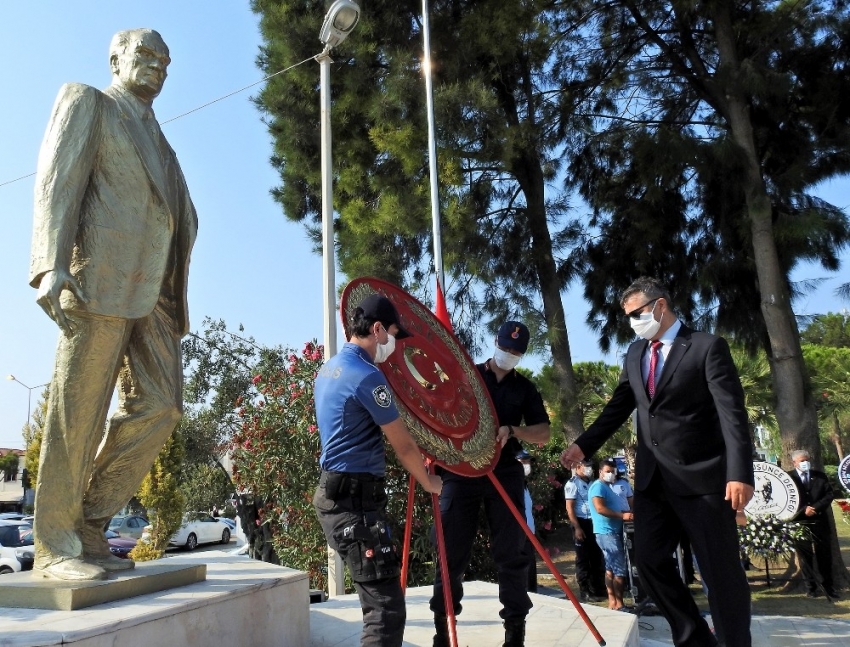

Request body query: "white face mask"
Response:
[798, 460, 811, 473]
[629, 300, 661, 340]
[374, 333, 396, 364]
[582, 466, 594, 478]
[522, 463, 532, 477]
[493, 347, 521, 371]
[602, 472, 616, 484]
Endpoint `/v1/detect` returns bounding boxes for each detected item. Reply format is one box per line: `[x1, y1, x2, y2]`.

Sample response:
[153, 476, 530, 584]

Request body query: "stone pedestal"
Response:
[0, 551, 309, 647]
[0, 561, 206, 611]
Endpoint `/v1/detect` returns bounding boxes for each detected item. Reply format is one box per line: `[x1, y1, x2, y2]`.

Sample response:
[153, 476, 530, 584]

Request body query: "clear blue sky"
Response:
[1, 2, 847, 449]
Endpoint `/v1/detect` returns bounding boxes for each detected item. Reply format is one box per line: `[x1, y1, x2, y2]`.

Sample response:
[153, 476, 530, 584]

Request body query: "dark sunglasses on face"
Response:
[625, 298, 659, 320]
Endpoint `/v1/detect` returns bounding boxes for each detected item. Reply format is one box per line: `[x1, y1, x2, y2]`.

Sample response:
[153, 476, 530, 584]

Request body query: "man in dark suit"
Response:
[561, 277, 754, 647]
[787, 450, 838, 599]
[30, 28, 197, 580]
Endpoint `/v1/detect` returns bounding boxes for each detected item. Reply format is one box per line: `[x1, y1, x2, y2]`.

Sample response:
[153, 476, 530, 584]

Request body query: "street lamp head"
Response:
[320, 0, 360, 49]
[6, 375, 15, 381]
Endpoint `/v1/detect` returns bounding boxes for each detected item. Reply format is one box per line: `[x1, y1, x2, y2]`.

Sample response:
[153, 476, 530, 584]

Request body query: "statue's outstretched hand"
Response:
[36, 269, 88, 336]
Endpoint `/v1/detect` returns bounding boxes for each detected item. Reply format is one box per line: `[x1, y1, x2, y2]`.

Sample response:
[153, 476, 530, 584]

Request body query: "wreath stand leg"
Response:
[764, 557, 771, 588]
[486, 471, 607, 645]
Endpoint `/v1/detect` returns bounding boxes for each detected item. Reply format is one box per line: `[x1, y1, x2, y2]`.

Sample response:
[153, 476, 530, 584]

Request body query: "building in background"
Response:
[0, 448, 26, 513]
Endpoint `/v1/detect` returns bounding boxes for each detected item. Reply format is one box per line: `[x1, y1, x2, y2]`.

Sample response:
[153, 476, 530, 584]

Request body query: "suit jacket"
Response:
[30, 82, 197, 334]
[576, 324, 754, 496]
[788, 469, 833, 524]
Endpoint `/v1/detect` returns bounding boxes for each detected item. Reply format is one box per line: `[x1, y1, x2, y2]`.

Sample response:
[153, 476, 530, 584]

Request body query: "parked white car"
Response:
[0, 520, 34, 574]
[146, 512, 232, 550]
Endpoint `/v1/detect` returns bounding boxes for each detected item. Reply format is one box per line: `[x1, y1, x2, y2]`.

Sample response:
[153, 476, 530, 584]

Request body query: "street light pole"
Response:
[317, 0, 360, 599]
[6, 375, 49, 439]
[319, 47, 336, 362]
[6, 375, 49, 507]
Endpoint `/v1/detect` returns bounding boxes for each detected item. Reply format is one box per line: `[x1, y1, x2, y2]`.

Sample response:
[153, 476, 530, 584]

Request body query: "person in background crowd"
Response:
[787, 449, 839, 599]
[517, 449, 538, 592]
[564, 459, 606, 602]
[589, 458, 634, 611]
[608, 463, 634, 512]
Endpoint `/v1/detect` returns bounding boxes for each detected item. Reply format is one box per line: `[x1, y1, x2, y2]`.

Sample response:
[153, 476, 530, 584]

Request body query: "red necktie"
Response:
[647, 341, 663, 399]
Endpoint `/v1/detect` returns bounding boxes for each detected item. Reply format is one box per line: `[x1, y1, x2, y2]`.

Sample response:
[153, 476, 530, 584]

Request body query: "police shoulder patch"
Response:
[373, 385, 393, 408]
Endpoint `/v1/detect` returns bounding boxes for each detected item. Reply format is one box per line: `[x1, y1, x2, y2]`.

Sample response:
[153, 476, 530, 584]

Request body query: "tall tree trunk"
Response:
[712, 1, 820, 463]
[832, 412, 844, 460]
[517, 156, 585, 441]
[712, 0, 849, 587]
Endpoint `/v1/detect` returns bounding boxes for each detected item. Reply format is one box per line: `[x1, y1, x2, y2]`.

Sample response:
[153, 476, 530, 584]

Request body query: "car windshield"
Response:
[0, 525, 25, 548]
[109, 517, 124, 528]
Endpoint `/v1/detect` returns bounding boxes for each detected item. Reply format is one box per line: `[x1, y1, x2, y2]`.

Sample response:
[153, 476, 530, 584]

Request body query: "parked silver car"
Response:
[108, 515, 149, 539]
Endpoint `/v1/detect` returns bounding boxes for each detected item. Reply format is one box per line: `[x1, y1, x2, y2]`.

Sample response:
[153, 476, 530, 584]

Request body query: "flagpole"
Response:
[422, 0, 445, 296]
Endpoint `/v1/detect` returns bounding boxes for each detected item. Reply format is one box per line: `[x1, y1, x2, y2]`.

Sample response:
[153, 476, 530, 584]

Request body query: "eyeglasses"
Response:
[625, 298, 659, 320]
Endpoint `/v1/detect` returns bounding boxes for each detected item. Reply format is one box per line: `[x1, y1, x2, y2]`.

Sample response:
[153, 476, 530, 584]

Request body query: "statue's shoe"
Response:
[34, 557, 108, 581]
[89, 553, 135, 572]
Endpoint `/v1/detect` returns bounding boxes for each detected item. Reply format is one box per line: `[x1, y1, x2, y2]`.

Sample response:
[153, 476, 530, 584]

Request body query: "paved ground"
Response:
[309, 582, 850, 646]
[636, 612, 850, 646]
[311, 582, 639, 646]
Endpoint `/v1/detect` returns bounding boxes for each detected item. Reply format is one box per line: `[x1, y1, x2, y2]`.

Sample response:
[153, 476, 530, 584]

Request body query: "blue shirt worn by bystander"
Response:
[588, 480, 625, 536]
[315, 343, 399, 475]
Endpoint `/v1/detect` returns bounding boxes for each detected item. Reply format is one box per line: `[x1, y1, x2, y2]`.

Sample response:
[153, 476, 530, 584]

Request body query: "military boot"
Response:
[503, 618, 525, 647]
[433, 613, 450, 647]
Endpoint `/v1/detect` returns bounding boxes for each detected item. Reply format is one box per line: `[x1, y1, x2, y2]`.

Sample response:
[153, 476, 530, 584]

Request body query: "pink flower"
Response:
[252, 375, 262, 385]
[543, 521, 552, 531]
[309, 425, 317, 433]
[533, 504, 544, 511]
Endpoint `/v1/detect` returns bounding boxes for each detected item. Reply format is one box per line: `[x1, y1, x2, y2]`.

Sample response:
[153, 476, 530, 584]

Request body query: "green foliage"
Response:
[573, 2, 850, 352]
[130, 431, 186, 561]
[180, 463, 233, 514]
[803, 344, 850, 463]
[22, 386, 48, 490]
[801, 313, 850, 348]
[250, 1, 596, 438]
[536, 361, 632, 458]
[825, 465, 844, 496]
[175, 319, 286, 519]
[0, 453, 19, 481]
[231, 341, 327, 588]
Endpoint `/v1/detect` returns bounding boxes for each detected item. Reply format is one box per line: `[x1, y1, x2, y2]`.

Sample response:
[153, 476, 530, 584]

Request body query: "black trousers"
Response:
[430, 465, 532, 621]
[314, 478, 405, 647]
[633, 476, 751, 647]
[573, 516, 606, 596]
[795, 518, 833, 593]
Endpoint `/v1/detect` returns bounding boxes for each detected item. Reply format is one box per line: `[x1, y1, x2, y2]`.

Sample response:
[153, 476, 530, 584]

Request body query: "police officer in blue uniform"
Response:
[430, 321, 550, 647]
[313, 294, 443, 647]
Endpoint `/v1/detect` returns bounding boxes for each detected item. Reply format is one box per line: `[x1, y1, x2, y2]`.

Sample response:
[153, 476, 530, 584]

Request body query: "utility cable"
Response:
[0, 54, 318, 189]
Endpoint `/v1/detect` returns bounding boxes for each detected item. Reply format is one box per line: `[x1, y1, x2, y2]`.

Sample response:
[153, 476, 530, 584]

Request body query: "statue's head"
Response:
[109, 29, 170, 102]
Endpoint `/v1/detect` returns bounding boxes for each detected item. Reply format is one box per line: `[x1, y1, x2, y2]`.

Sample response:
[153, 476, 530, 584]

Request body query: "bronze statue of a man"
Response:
[29, 28, 197, 580]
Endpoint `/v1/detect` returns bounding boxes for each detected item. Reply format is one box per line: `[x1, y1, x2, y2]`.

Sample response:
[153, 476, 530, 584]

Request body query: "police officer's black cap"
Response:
[497, 321, 530, 353]
[358, 294, 412, 339]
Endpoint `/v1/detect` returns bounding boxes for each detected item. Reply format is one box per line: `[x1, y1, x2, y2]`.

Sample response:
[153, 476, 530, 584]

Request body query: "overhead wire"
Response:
[0, 53, 318, 189]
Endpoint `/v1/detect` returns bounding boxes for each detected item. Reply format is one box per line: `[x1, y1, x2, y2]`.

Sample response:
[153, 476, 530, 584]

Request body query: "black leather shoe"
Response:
[580, 591, 605, 603]
[433, 614, 449, 647]
[503, 618, 525, 647]
[826, 589, 841, 600]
